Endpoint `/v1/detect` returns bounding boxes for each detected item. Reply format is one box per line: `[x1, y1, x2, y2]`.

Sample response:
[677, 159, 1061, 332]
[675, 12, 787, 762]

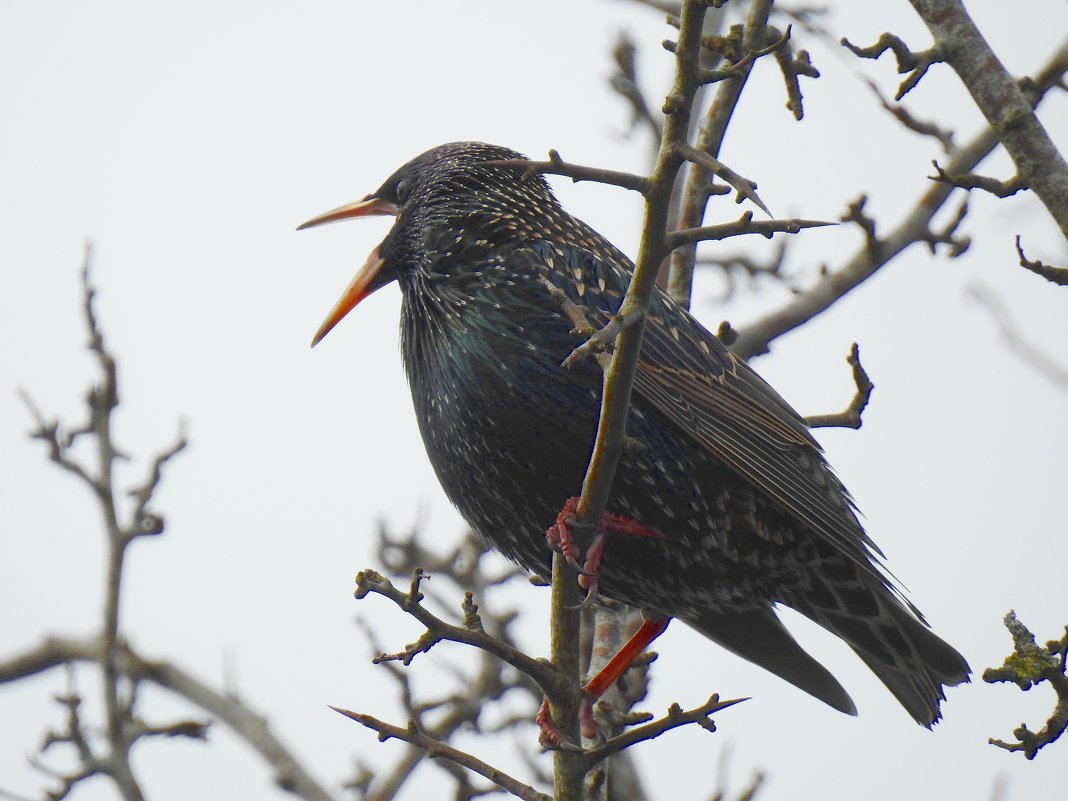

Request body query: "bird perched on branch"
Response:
[300, 141, 969, 737]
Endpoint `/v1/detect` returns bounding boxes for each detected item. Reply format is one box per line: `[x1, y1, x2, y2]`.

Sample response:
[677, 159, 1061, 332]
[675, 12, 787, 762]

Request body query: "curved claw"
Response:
[541, 735, 586, 753]
[566, 578, 601, 611]
[564, 553, 596, 577]
[535, 697, 586, 752]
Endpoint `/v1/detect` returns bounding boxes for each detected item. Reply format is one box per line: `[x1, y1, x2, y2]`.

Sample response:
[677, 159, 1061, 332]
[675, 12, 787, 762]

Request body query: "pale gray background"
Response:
[1, 2, 1065, 799]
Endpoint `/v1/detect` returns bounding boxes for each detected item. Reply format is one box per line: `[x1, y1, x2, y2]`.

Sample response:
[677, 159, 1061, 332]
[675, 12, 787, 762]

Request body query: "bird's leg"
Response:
[535, 614, 673, 747]
[579, 614, 671, 739]
[544, 496, 662, 607]
[544, 496, 590, 574]
[535, 698, 583, 752]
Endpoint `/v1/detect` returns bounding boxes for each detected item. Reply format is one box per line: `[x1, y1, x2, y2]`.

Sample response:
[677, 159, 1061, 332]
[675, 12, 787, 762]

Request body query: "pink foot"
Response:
[544, 496, 662, 606]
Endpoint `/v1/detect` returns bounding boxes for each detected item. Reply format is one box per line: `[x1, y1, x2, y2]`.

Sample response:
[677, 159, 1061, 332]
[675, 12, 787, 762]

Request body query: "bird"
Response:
[299, 141, 970, 733]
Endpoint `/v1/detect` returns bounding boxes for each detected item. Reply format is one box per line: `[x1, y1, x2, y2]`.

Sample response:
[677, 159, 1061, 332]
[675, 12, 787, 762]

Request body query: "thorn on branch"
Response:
[1015, 235, 1068, 286]
[804, 343, 874, 429]
[675, 144, 771, 216]
[983, 611, 1068, 759]
[929, 160, 1025, 197]
[841, 33, 943, 100]
[666, 214, 836, 250]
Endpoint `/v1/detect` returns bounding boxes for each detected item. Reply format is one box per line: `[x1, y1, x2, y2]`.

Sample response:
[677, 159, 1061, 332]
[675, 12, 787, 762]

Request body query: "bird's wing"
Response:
[527, 241, 892, 585]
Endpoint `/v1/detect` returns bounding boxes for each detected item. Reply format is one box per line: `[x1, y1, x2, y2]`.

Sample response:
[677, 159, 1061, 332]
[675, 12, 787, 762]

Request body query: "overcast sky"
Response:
[2, 2, 1066, 800]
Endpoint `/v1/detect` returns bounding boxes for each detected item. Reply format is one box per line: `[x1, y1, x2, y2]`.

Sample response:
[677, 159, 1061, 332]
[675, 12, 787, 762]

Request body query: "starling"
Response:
[300, 141, 969, 729]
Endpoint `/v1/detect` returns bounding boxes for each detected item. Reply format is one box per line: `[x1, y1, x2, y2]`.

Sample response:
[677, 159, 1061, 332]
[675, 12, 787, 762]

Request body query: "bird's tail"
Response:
[829, 595, 969, 726]
[686, 588, 969, 726]
[791, 580, 971, 727]
[685, 606, 858, 717]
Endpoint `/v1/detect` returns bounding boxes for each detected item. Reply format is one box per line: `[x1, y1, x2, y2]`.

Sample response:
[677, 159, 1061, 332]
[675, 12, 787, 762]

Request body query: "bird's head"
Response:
[299, 141, 556, 346]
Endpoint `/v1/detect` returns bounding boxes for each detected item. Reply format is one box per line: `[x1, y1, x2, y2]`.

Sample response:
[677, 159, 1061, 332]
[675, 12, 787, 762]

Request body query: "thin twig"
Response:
[907, 3, 1068, 241]
[1015, 235, 1068, 286]
[966, 284, 1068, 389]
[667, 0, 776, 306]
[332, 709, 552, 801]
[928, 160, 1023, 197]
[484, 151, 650, 194]
[983, 612, 1068, 759]
[0, 636, 338, 801]
[579, 695, 747, 766]
[804, 344, 875, 429]
[730, 41, 1068, 360]
[354, 569, 568, 698]
[667, 214, 835, 250]
[840, 32, 943, 100]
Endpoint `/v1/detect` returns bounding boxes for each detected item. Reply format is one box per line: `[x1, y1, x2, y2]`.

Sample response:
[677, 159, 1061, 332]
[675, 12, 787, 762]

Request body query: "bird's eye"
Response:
[394, 178, 410, 202]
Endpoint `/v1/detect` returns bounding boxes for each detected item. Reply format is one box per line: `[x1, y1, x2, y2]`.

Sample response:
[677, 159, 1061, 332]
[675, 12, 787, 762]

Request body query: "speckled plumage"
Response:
[318, 142, 969, 726]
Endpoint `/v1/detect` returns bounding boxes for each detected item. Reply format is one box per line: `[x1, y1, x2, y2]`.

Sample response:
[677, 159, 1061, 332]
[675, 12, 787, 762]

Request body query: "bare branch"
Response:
[730, 37, 1068, 360]
[921, 198, 970, 257]
[966, 285, 1068, 390]
[864, 79, 955, 153]
[1015, 235, 1068, 286]
[840, 32, 943, 99]
[484, 150, 650, 194]
[772, 33, 820, 120]
[906, 4, 1068, 241]
[580, 695, 747, 765]
[698, 24, 792, 86]
[126, 424, 188, 540]
[666, 1, 775, 306]
[0, 636, 338, 801]
[562, 308, 645, 370]
[332, 709, 552, 801]
[805, 344, 875, 429]
[984, 612, 1068, 759]
[696, 240, 792, 300]
[928, 159, 1023, 198]
[668, 213, 834, 250]
[675, 143, 770, 216]
[354, 569, 567, 698]
[610, 32, 664, 143]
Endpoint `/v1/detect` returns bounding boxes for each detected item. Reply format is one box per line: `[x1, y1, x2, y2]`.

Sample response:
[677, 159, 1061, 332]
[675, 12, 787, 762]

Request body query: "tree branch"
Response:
[484, 151, 651, 194]
[840, 32, 943, 100]
[729, 41, 1068, 360]
[668, 0, 776, 306]
[0, 637, 338, 801]
[984, 612, 1068, 759]
[804, 344, 875, 429]
[331, 709, 552, 801]
[1015, 235, 1068, 286]
[907, 2, 1068, 241]
[966, 284, 1068, 390]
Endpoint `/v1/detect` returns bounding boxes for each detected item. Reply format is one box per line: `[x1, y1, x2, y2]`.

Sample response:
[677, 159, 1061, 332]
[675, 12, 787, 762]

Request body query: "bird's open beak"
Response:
[298, 195, 400, 347]
[297, 195, 398, 230]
